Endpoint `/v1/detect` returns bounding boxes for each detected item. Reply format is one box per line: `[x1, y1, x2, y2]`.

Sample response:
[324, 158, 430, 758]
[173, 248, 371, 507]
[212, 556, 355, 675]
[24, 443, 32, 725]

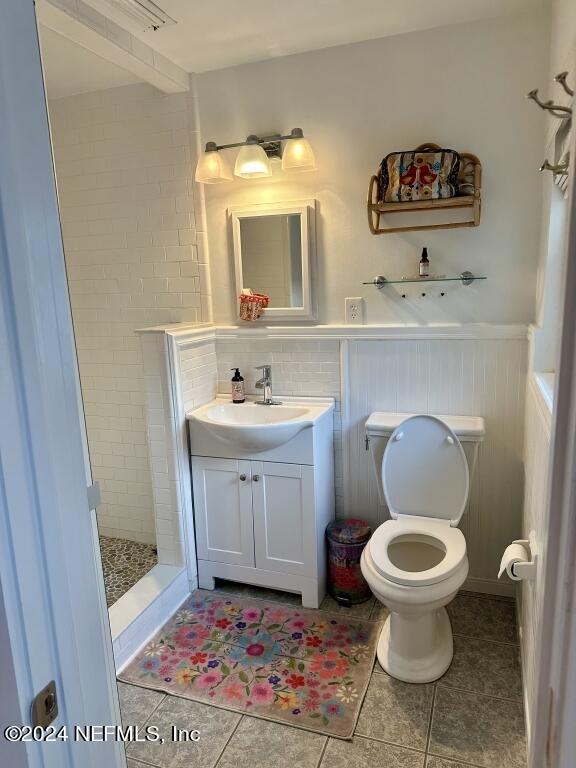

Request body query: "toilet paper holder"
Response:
[508, 538, 537, 581]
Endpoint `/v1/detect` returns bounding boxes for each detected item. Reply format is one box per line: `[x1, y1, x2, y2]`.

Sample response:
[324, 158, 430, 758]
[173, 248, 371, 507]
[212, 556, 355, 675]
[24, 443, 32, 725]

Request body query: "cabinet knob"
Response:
[239, 474, 247, 481]
[253, 474, 260, 482]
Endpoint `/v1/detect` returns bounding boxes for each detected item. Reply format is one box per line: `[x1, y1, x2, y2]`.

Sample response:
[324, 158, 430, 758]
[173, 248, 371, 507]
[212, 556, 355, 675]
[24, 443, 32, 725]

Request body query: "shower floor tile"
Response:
[99, 535, 157, 607]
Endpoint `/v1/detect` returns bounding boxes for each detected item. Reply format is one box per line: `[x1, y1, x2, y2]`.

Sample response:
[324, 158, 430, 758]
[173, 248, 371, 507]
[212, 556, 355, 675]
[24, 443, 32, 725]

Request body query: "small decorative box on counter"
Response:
[239, 289, 269, 320]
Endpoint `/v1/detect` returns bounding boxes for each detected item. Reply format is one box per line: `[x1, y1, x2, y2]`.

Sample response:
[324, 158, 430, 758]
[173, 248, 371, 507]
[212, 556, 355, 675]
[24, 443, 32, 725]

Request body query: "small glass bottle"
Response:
[419, 247, 430, 277]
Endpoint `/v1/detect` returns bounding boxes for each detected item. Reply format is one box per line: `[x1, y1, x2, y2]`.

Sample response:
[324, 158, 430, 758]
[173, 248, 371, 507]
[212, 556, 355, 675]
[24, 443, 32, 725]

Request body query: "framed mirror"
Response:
[230, 199, 316, 320]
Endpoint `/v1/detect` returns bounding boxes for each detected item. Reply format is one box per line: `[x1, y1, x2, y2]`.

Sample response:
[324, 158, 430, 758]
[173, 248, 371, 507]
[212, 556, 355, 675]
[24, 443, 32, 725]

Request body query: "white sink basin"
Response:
[188, 398, 333, 451]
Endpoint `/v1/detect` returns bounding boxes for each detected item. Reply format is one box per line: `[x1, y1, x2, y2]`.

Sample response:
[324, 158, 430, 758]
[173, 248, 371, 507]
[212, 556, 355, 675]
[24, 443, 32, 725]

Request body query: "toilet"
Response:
[360, 412, 485, 683]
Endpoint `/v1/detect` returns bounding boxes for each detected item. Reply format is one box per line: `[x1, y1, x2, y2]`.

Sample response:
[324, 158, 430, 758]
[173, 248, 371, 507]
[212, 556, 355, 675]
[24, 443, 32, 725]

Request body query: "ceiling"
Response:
[132, 0, 548, 73]
[39, 27, 139, 99]
[39, 0, 548, 98]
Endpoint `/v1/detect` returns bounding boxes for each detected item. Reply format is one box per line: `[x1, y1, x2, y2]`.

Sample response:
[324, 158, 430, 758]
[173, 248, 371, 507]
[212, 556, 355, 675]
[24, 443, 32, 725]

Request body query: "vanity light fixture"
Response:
[282, 128, 316, 172]
[234, 135, 272, 179]
[195, 128, 316, 184]
[194, 142, 234, 184]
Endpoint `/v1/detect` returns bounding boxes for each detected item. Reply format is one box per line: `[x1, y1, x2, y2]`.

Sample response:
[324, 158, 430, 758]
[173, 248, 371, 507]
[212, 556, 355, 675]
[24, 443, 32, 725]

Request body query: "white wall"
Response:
[549, 0, 576, 106]
[533, 0, 575, 365]
[49, 82, 211, 543]
[197, 12, 548, 326]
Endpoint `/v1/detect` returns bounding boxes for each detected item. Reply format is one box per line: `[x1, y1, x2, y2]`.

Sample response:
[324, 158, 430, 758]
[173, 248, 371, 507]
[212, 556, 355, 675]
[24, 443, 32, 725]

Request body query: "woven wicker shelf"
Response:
[368, 143, 482, 234]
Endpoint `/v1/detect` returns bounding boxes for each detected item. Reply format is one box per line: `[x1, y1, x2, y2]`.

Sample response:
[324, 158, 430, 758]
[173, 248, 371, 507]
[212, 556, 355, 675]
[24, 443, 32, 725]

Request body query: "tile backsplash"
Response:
[216, 339, 343, 513]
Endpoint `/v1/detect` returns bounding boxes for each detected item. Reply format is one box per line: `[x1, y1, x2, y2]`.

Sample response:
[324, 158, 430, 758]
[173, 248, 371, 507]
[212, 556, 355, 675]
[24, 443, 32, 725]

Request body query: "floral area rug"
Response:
[119, 592, 379, 739]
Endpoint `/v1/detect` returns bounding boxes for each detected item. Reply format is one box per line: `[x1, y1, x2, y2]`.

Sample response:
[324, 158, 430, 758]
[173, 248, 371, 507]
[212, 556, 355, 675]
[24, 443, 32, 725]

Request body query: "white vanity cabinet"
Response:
[188, 397, 335, 608]
[251, 461, 316, 578]
[192, 457, 255, 567]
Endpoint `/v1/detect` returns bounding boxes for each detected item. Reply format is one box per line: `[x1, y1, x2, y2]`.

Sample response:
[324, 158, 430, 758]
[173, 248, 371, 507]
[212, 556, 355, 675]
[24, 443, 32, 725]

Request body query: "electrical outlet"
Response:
[345, 297, 364, 324]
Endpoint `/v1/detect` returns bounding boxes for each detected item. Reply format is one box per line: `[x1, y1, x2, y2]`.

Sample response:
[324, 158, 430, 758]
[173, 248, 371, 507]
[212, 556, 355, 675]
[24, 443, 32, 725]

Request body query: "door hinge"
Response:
[87, 481, 101, 511]
[365, 435, 370, 451]
[31, 680, 58, 728]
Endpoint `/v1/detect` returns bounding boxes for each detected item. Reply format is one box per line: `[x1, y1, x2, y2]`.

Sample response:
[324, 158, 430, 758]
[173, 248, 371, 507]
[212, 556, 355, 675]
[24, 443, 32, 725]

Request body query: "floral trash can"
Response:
[326, 518, 372, 605]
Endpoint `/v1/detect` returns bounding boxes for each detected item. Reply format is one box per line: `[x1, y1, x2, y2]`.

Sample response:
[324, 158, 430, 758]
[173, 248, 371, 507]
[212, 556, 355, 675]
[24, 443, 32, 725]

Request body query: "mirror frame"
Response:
[229, 199, 316, 321]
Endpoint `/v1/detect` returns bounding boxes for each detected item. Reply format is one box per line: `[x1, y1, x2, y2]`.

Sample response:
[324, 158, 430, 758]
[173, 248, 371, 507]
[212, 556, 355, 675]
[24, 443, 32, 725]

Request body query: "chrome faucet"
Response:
[254, 365, 282, 405]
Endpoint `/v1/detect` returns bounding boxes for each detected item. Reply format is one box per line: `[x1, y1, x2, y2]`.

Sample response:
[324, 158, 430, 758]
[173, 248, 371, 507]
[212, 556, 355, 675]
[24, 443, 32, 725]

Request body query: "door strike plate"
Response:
[31, 680, 58, 728]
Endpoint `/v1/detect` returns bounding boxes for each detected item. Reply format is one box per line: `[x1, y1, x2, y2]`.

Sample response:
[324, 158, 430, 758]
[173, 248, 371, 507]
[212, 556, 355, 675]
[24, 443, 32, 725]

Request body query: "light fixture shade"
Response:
[195, 149, 233, 184]
[234, 143, 272, 179]
[282, 136, 316, 172]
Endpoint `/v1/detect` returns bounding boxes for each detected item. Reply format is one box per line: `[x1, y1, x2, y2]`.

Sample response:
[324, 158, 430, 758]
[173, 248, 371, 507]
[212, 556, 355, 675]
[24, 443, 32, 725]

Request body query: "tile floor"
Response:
[99, 535, 158, 607]
[119, 583, 526, 768]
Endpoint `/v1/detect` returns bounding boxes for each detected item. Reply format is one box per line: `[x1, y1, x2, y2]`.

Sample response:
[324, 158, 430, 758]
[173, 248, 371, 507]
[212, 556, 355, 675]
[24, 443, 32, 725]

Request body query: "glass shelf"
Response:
[363, 271, 486, 288]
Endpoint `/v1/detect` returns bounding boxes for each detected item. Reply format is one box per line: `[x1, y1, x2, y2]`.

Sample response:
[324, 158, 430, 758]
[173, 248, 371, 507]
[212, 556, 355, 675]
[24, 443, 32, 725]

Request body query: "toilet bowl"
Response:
[360, 413, 484, 683]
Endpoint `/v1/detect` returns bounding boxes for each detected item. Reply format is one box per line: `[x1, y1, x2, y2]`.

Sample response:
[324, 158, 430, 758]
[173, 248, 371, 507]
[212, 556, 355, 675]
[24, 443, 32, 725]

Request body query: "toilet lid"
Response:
[382, 415, 469, 526]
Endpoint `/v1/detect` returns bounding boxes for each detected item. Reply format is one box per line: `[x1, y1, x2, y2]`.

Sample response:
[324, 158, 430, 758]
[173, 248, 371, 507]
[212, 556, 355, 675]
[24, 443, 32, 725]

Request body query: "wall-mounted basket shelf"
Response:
[363, 271, 486, 288]
[368, 143, 482, 234]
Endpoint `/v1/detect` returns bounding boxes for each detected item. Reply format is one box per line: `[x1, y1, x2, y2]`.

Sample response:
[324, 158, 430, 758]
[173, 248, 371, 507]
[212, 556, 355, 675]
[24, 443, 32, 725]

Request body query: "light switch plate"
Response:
[345, 297, 364, 324]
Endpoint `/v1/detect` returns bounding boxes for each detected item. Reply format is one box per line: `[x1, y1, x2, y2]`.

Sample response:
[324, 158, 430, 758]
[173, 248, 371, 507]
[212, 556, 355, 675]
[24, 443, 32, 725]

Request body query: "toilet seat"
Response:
[367, 517, 467, 587]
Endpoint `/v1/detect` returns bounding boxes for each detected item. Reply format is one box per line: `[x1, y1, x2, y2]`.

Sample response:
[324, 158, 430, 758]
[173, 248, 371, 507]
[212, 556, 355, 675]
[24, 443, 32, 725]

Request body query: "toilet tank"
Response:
[365, 412, 485, 508]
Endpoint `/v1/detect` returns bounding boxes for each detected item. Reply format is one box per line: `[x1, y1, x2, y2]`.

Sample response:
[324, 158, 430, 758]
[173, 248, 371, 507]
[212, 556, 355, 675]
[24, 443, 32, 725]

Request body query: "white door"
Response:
[0, 3, 124, 767]
[252, 461, 316, 576]
[530, 86, 576, 768]
[192, 457, 255, 566]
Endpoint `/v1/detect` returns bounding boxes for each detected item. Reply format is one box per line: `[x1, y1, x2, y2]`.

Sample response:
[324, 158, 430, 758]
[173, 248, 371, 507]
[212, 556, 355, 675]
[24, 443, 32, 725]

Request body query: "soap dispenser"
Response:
[230, 368, 245, 403]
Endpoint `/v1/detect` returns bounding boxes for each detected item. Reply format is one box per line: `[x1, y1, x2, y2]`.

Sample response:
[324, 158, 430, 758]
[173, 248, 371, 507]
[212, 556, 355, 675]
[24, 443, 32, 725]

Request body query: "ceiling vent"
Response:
[95, 0, 176, 32]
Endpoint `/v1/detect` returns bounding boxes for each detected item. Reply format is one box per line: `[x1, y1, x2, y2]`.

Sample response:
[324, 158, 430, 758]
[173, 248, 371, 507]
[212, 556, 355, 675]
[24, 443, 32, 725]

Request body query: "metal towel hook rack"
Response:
[528, 72, 573, 177]
[540, 159, 569, 175]
[554, 71, 574, 98]
[526, 88, 572, 118]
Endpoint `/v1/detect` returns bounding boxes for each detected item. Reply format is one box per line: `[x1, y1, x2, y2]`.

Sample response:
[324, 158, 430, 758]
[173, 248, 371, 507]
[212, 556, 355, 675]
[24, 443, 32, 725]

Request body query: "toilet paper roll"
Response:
[498, 543, 530, 581]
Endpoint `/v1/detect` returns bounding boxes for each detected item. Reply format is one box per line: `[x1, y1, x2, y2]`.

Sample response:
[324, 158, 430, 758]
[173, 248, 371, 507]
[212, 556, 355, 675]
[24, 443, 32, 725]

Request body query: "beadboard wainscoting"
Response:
[139, 324, 528, 599]
[519, 374, 553, 739]
[345, 337, 528, 594]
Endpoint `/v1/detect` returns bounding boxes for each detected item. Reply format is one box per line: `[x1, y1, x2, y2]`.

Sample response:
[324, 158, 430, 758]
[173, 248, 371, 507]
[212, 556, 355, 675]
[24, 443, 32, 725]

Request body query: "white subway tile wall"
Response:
[49, 82, 211, 543]
[179, 340, 218, 413]
[215, 340, 343, 513]
[140, 333, 184, 565]
[139, 331, 217, 568]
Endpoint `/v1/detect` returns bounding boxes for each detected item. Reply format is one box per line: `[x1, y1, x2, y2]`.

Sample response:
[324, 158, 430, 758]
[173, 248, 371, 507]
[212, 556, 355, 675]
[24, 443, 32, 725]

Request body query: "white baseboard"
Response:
[463, 576, 516, 598]
[111, 565, 192, 672]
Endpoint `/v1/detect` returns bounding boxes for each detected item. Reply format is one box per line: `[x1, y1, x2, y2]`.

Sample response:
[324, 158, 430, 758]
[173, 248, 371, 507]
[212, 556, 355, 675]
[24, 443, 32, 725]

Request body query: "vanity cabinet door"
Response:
[251, 461, 316, 577]
[192, 456, 255, 566]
